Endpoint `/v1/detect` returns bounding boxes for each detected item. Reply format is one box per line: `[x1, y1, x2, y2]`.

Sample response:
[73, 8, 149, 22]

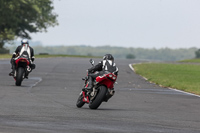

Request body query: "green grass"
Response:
[179, 58, 200, 63]
[133, 63, 200, 95]
[0, 54, 11, 59]
[0, 54, 101, 59]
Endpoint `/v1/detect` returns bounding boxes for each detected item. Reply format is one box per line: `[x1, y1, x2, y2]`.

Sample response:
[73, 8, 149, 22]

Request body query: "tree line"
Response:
[7, 44, 198, 61]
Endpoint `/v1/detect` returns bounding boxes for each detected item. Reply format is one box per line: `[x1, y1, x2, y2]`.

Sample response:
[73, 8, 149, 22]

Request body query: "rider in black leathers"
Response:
[84, 54, 118, 90]
[9, 39, 35, 77]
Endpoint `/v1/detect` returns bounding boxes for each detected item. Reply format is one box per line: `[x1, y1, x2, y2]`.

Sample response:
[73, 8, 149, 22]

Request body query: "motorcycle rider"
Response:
[84, 54, 118, 91]
[9, 39, 35, 77]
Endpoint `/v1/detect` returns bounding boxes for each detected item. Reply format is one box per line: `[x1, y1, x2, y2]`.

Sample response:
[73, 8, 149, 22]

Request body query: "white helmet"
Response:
[21, 39, 29, 45]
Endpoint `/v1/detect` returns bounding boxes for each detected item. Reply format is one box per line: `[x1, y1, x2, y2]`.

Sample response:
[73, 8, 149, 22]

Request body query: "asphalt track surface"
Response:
[0, 57, 200, 133]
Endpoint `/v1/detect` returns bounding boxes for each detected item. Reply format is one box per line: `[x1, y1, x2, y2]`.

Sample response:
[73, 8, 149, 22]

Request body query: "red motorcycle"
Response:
[76, 59, 117, 109]
[13, 53, 32, 86]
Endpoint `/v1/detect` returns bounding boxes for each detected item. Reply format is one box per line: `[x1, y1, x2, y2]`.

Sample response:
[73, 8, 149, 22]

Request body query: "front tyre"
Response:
[76, 92, 85, 108]
[16, 67, 24, 86]
[89, 86, 107, 109]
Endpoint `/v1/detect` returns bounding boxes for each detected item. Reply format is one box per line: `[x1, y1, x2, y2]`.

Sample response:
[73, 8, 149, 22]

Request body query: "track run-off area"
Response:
[0, 57, 200, 133]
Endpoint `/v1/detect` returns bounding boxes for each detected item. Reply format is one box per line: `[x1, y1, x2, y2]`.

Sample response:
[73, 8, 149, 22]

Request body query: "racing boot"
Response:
[82, 76, 93, 91]
[9, 59, 16, 76]
[25, 74, 29, 79]
[9, 66, 15, 76]
[9, 70, 14, 76]
[25, 66, 32, 79]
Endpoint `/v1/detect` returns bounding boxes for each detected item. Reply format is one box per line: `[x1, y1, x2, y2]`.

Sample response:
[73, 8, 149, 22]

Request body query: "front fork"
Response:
[81, 83, 97, 103]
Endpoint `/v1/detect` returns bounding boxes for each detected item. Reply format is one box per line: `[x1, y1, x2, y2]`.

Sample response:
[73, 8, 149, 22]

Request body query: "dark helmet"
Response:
[103, 54, 114, 61]
[21, 39, 29, 45]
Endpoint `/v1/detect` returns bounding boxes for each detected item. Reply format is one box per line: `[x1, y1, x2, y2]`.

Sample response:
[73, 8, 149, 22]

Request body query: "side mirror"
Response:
[89, 59, 95, 66]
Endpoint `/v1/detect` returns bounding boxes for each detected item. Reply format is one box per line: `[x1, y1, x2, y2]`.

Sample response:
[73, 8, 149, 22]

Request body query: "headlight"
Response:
[109, 74, 113, 78]
[112, 76, 116, 80]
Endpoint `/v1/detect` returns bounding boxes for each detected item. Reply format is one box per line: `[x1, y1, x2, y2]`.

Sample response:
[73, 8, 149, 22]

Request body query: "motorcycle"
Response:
[76, 59, 117, 109]
[13, 53, 32, 86]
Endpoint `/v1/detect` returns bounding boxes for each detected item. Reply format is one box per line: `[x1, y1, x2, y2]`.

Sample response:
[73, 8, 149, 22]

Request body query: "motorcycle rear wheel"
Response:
[76, 92, 85, 108]
[15, 67, 24, 86]
[89, 86, 107, 109]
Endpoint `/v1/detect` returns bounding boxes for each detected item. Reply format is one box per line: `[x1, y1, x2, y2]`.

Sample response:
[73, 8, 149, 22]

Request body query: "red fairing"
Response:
[15, 58, 30, 66]
[96, 73, 117, 89]
[82, 91, 89, 103]
[100, 79, 114, 89]
[96, 76, 105, 83]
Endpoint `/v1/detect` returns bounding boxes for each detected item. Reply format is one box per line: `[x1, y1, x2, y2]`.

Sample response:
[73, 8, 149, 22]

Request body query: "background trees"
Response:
[195, 49, 200, 58]
[0, 0, 58, 49]
[126, 54, 136, 59]
[7, 44, 197, 61]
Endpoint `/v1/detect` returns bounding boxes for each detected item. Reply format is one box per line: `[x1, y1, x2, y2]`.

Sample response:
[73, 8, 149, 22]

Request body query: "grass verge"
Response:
[133, 63, 200, 95]
[0, 54, 11, 59]
[179, 58, 200, 63]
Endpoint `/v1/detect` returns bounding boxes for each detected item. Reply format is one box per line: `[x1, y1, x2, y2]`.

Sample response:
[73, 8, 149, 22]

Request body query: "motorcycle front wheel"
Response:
[15, 67, 24, 86]
[76, 92, 85, 108]
[89, 86, 107, 109]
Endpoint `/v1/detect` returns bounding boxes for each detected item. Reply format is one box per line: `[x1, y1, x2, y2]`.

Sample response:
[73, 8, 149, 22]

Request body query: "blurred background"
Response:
[1, 0, 200, 61]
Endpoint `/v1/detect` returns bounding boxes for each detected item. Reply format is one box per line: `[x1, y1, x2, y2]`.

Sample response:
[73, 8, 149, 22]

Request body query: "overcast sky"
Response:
[30, 0, 200, 48]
